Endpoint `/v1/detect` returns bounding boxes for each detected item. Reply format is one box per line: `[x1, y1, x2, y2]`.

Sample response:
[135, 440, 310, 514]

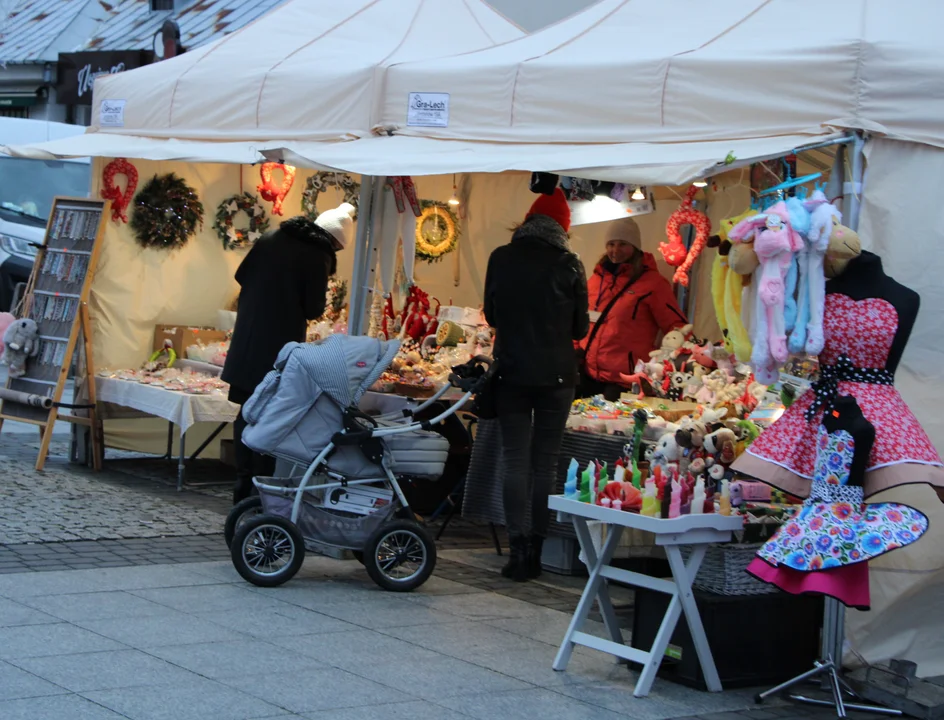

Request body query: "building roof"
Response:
[81, 0, 286, 53]
[0, 0, 93, 63]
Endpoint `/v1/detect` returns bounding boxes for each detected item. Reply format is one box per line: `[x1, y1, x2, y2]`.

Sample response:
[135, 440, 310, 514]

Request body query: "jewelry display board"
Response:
[0, 197, 108, 471]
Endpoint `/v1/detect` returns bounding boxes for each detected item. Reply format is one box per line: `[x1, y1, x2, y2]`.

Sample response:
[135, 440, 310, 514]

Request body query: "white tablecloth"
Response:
[95, 377, 239, 434]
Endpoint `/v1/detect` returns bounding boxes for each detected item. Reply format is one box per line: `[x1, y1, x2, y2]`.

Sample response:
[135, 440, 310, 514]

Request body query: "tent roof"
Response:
[381, 0, 944, 149]
[87, 0, 524, 142]
[1, 129, 845, 186]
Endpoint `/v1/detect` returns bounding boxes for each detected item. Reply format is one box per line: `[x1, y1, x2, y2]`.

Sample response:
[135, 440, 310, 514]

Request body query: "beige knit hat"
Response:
[315, 202, 356, 250]
[603, 216, 642, 249]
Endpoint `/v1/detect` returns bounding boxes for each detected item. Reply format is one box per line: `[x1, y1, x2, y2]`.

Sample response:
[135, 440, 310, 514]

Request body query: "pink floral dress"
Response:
[736, 294, 943, 497]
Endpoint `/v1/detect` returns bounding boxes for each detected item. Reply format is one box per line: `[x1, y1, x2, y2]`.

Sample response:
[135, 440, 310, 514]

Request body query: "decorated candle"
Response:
[579, 468, 592, 503]
[669, 480, 682, 519]
[661, 482, 672, 519]
[719, 479, 732, 516]
[691, 478, 706, 515]
[564, 458, 579, 499]
[613, 464, 626, 485]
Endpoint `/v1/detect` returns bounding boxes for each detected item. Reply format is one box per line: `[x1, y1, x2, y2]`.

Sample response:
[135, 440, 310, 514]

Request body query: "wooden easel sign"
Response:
[0, 197, 109, 471]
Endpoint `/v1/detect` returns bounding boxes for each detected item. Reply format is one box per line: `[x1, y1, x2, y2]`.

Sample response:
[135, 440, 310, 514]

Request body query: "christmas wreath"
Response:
[414, 200, 460, 262]
[213, 192, 269, 250]
[130, 173, 204, 250]
[101, 158, 138, 223]
[301, 172, 360, 220]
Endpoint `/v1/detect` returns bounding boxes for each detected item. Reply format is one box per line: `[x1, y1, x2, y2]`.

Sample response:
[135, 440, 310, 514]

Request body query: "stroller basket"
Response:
[257, 477, 396, 550]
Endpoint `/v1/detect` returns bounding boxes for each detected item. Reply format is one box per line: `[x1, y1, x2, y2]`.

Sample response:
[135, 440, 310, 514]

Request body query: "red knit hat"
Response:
[526, 187, 571, 232]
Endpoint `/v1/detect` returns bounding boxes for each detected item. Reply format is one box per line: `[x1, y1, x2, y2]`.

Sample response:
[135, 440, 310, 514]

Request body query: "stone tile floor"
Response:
[0, 433, 890, 719]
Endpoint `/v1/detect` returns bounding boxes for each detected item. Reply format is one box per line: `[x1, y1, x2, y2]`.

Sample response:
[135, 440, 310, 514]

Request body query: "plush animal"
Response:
[650, 431, 681, 470]
[662, 185, 712, 286]
[2, 318, 40, 378]
[806, 213, 846, 355]
[731, 202, 804, 365]
[700, 406, 729, 427]
[704, 427, 737, 456]
[649, 324, 694, 362]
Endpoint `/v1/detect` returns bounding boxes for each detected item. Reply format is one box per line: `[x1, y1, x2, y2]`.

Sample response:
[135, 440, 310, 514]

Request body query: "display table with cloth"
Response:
[548, 495, 742, 698]
[95, 376, 239, 490]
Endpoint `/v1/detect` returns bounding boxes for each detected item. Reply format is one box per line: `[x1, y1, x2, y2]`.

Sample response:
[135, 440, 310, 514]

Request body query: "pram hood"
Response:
[283, 334, 399, 408]
[240, 335, 399, 466]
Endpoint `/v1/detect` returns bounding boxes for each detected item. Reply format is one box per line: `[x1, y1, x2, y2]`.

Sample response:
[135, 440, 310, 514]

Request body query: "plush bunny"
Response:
[2, 318, 40, 378]
[805, 206, 844, 355]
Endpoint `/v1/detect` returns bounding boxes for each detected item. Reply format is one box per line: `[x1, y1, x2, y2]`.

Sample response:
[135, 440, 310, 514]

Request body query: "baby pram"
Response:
[225, 334, 491, 592]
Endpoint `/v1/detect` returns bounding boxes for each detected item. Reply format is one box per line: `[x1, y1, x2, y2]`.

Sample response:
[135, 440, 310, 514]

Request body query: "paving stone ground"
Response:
[0, 432, 890, 719]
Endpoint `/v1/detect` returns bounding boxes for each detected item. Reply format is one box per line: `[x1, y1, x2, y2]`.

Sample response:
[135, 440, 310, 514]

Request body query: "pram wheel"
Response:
[231, 515, 305, 587]
[224, 496, 263, 549]
[363, 519, 436, 592]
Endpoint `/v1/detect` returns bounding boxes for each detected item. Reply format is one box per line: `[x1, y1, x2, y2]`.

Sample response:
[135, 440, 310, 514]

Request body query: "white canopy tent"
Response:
[83, 0, 524, 143]
[380, 0, 944, 148]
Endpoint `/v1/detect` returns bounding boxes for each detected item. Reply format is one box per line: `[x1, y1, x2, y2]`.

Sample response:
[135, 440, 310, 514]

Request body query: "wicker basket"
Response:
[681, 542, 777, 596]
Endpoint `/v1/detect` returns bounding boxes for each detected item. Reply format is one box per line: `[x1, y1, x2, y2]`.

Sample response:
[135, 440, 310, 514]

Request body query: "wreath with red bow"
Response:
[101, 158, 138, 223]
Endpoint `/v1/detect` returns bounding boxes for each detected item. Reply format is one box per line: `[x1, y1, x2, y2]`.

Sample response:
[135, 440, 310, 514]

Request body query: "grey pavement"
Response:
[0, 427, 884, 720]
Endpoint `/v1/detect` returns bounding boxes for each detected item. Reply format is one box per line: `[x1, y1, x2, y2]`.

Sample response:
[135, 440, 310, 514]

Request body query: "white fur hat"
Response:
[315, 202, 356, 250]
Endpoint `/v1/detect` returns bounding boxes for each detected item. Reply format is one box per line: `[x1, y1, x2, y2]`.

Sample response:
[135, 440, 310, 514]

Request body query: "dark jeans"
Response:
[496, 383, 574, 538]
[229, 386, 276, 505]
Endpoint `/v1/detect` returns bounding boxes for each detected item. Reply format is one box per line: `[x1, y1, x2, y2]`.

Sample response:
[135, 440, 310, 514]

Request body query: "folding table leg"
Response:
[177, 428, 186, 492]
[553, 517, 623, 672]
[665, 544, 723, 692]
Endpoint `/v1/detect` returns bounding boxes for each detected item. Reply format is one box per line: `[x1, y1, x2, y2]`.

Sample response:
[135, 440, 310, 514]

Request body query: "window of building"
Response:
[150, 0, 174, 11]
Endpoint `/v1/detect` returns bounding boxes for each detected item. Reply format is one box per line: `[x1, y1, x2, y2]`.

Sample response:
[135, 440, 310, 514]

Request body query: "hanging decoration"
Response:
[100, 158, 138, 224]
[130, 173, 204, 250]
[661, 184, 712, 287]
[257, 162, 296, 216]
[414, 200, 460, 263]
[213, 192, 269, 250]
[301, 171, 360, 220]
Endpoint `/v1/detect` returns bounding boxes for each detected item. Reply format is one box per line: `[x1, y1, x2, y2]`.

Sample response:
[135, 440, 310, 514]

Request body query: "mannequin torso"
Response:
[825, 250, 919, 375]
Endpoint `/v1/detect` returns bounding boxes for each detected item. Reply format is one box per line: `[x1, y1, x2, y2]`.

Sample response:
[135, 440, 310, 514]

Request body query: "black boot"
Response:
[528, 535, 544, 579]
[501, 536, 530, 582]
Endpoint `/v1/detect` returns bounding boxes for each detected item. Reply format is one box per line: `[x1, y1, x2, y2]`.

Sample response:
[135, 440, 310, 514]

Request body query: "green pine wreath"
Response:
[130, 173, 204, 250]
[301, 171, 360, 220]
[214, 192, 269, 250]
[414, 200, 460, 263]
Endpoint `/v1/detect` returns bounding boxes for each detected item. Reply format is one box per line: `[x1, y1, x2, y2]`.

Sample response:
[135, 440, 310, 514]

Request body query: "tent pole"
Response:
[348, 176, 377, 336]
[842, 132, 866, 232]
[359, 177, 387, 335]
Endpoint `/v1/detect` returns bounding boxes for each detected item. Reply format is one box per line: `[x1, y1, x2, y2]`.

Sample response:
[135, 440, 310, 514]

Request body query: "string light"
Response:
[631, 186, 645, 201]
[693, 179, 708, 188]
[448, 173, 460, 206]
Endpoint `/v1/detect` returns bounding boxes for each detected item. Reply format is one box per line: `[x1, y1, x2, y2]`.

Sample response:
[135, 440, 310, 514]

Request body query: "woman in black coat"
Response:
[222, 205, 354, 503]
[484, 188, 589, 581]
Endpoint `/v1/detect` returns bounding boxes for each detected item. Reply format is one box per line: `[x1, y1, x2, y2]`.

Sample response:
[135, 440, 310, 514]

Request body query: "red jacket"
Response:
[577, 253, 687, 385]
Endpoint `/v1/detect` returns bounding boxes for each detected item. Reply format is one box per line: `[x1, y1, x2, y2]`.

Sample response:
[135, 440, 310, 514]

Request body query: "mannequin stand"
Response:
[756, 598, 901, 717]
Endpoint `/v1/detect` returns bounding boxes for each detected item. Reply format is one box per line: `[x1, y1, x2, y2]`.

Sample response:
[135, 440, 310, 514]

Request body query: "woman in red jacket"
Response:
[576, 217, 688, 400]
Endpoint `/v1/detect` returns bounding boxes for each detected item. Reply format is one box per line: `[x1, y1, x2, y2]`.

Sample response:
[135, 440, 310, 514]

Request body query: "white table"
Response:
[95, 376, 240, 490]
[548, 495, 742, 697]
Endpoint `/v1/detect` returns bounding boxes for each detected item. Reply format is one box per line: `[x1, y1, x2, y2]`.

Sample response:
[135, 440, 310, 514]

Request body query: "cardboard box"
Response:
[153, 325, 228, 358]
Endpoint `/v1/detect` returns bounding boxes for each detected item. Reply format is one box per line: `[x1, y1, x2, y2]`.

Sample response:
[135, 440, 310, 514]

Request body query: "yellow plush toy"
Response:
[710, 209, 754, 362]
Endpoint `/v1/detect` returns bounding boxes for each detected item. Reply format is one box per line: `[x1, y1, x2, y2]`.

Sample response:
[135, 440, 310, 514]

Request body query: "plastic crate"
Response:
[630, 586, 822, 690]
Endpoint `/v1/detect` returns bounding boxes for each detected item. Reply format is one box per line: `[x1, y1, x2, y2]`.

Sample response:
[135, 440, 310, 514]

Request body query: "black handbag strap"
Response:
[584, 274, 637, 355]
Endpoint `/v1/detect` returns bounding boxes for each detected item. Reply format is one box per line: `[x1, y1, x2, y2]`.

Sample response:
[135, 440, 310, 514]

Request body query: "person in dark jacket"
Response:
[222, 204, 355, 504]
[483, 188, 590, 582]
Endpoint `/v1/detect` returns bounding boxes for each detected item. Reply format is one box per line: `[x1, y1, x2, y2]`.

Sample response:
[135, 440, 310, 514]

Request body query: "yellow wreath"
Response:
[414, 200, 460, 262]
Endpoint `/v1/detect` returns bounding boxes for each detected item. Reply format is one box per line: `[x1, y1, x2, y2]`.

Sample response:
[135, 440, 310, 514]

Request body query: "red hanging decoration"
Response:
[257, 162, 296, 216]
[101, 158, 139, 223]
[661, 184, 712, 287]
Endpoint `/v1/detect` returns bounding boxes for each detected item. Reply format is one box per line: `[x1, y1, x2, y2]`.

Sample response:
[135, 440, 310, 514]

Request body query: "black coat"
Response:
[221, 218, 337, 398]
[484, 215, 590, 387]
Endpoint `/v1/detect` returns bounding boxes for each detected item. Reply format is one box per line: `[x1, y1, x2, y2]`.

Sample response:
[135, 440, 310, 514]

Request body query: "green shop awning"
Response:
[0, 95, 38, 108]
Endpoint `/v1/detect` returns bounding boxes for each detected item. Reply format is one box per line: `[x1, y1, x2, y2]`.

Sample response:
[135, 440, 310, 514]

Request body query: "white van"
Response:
[0, 118, 91, 310]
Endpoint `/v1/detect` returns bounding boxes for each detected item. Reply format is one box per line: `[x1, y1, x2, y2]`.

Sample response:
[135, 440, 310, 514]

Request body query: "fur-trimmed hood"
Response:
[278, 216, 338, 276]
[511, 214, 571, 252]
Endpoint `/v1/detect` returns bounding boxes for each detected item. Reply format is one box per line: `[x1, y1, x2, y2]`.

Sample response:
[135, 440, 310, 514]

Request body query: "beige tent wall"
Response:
[843, 137, 944, 675]
[86, 161, 746, 455]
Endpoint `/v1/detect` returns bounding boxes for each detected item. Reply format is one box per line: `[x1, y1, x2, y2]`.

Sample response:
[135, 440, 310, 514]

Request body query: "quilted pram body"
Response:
[240, 336, 448, 479]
